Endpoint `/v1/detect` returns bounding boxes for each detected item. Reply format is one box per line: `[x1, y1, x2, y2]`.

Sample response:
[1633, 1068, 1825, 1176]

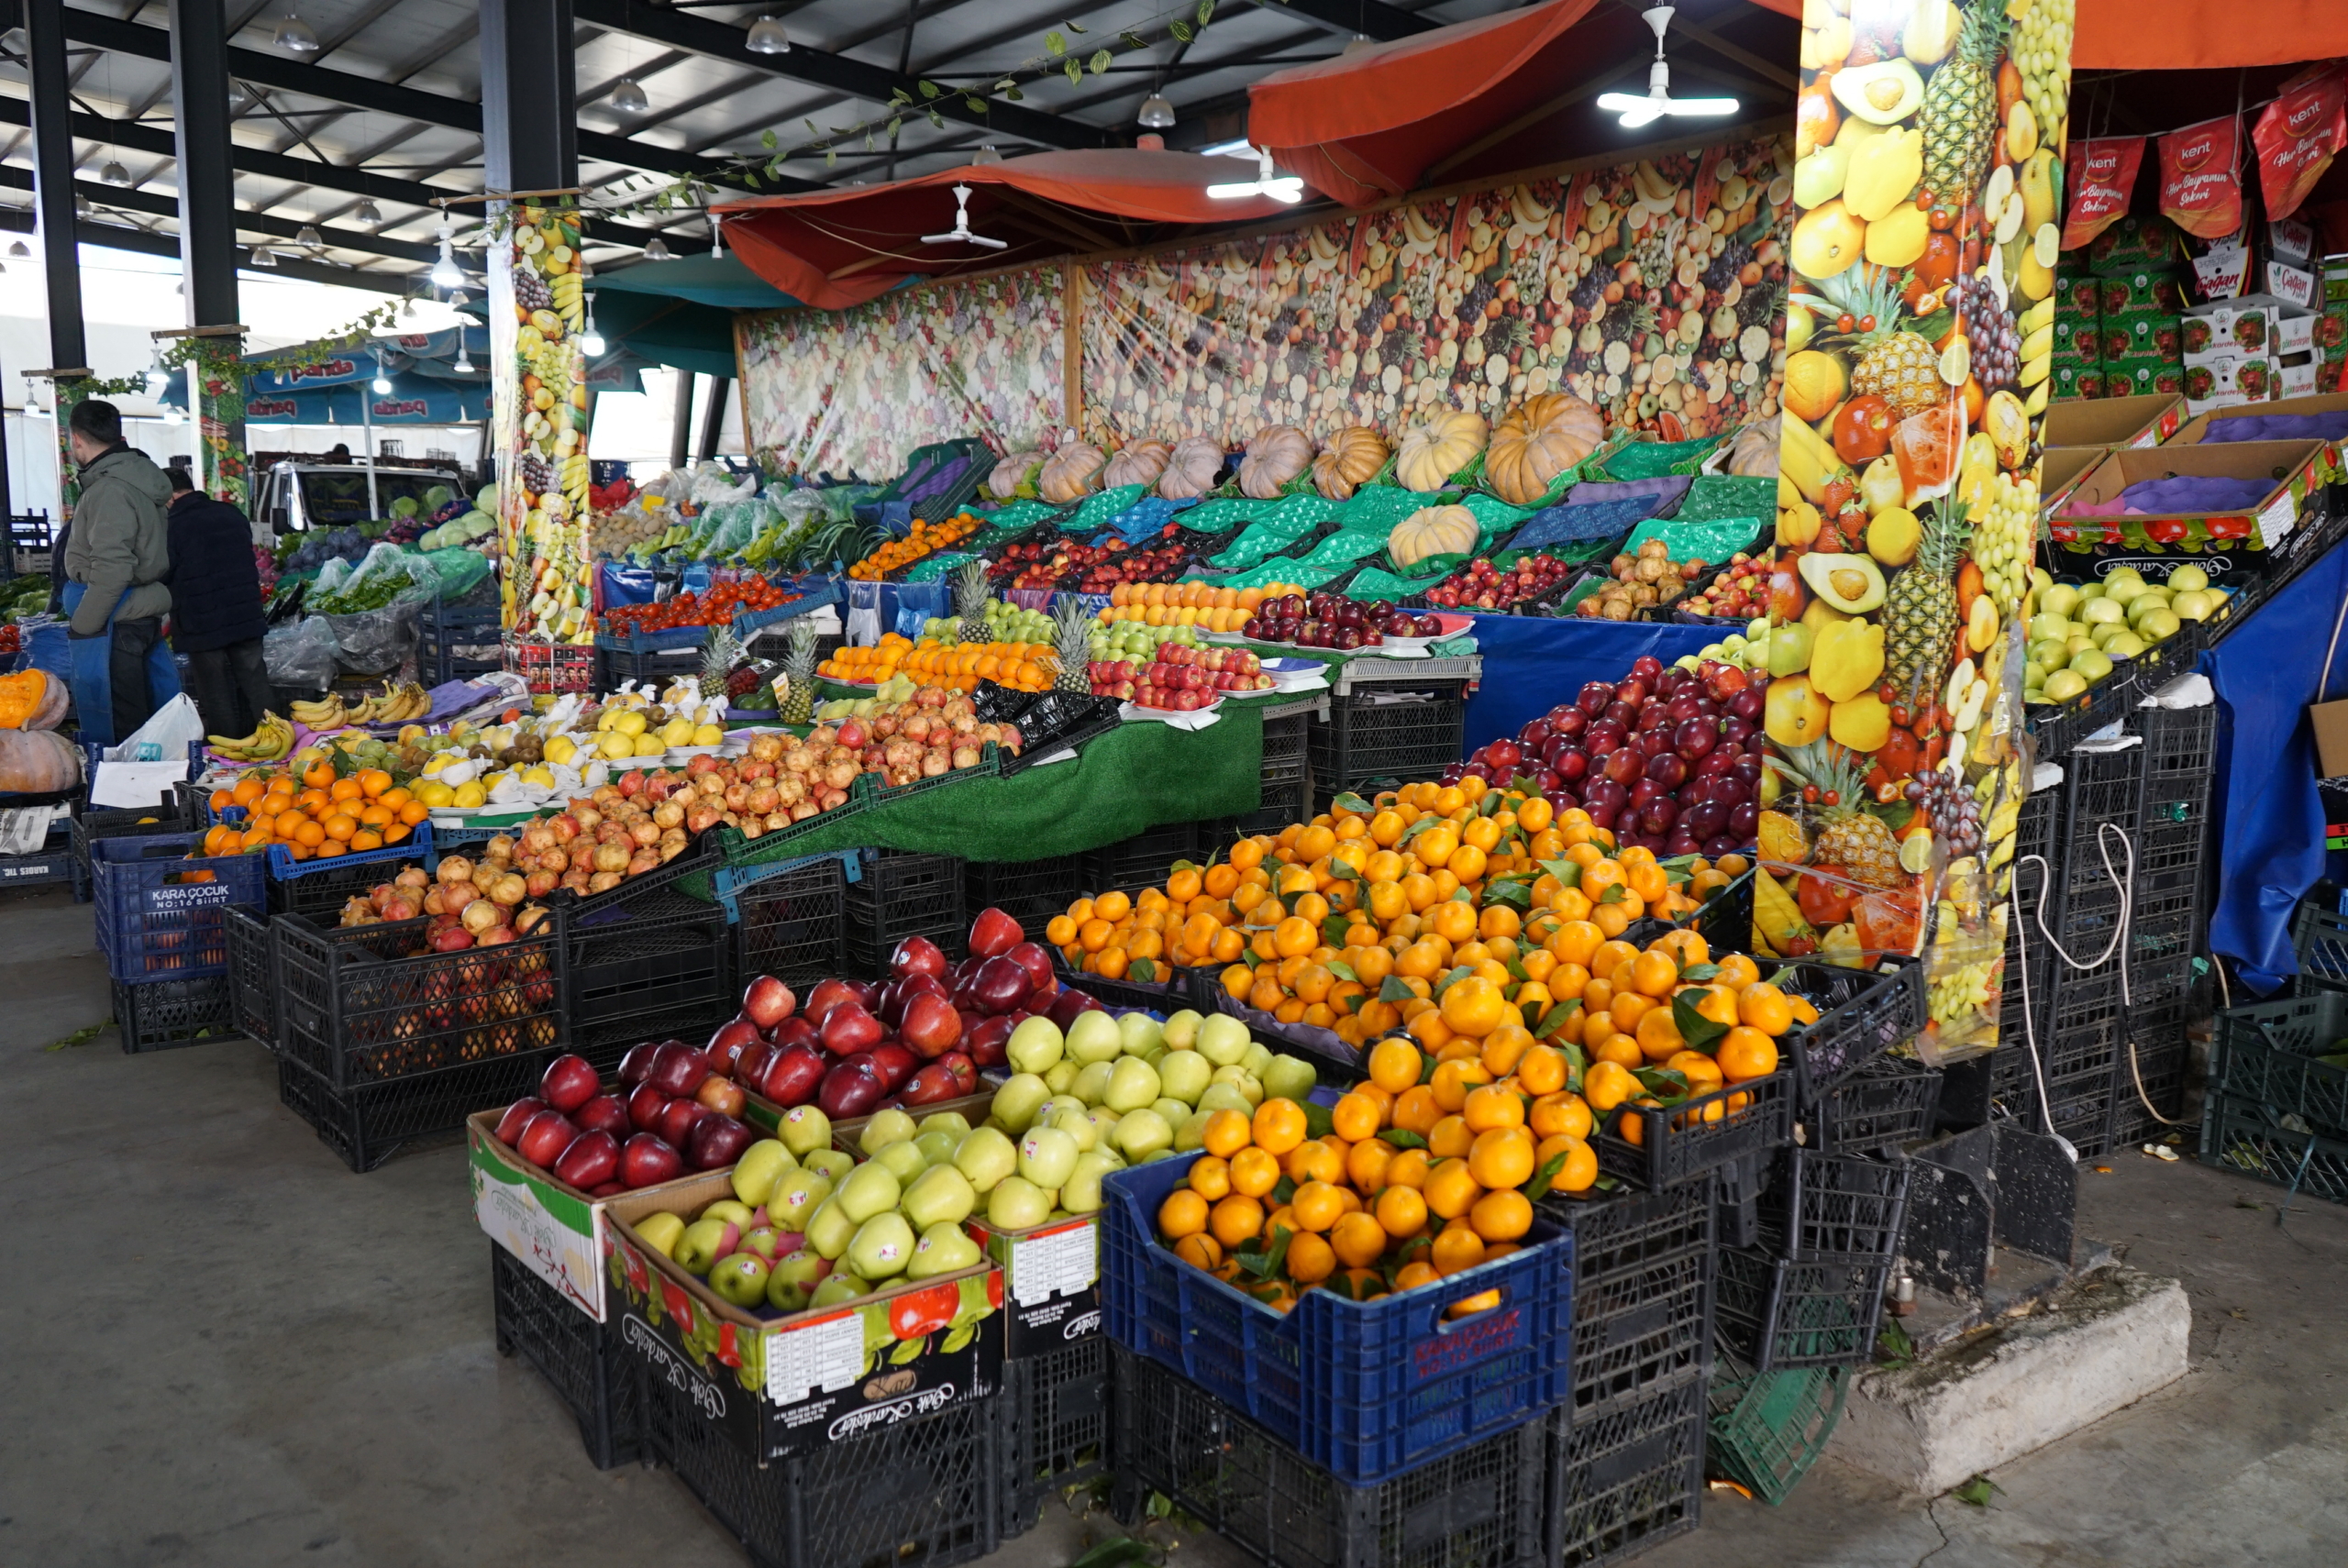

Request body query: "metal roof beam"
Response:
[0, 200, 415, 292]
[1278, 0, 1435, 39]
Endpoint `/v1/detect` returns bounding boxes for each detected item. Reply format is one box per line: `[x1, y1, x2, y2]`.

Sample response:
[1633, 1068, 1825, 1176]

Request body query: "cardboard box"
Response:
[2059, 272, 2105, 317]
[2052, 315, 2100, 363]
[2109, 355, 2185, 397]
[2271, 217, 2317, 270]
[2280, 351, 2321, 397]
[2182, 354, 2276, 411]
[604, 1169, 1005, 1463]
[2037, 447, 2115, 516]
[2047, 438, 2328, 555]
[740, 1087, 997, 1139]
[2087, 214, 2187, 275]
[2324, 258, 2348, 304]
[969, 1213, 1102, 1357]
[2169, 393, 2348, 489]
[2054, 366, 2105, 401]
[2313, 701, 2348, 781]
[2099, 271, 2187, 316]
[2184, 294, 2318, 364]
[2043, 392, 2185, 450]
[2268, 261, 2319, 312]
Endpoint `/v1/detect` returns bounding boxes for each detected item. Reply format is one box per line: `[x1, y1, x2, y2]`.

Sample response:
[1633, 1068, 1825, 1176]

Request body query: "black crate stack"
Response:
[843, 849, 968, 973]
[1307, 673, 1471, 799]
[559, 842, 737, 1073]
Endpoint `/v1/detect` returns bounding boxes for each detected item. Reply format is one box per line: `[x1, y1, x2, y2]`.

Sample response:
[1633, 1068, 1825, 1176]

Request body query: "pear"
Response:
[1064, 1010, 1124, 1066]
[988, 1073, 1053, 1135]
[1162, 1009, 1203, 1050]
[1261, 1055, 1317, 1104]
[906, 1220, 985, 1278]
[1240, 1042, 1275, 1079]
[1071, 1060, 1117, 1107]
[777, 1105, 833, 1157]
[1103, 1057, 1162, 1113]
[1050, 1105, 1099, 1152]
[1157, 1048, 1213, 1106]
[902, 1164, 978, 1229]
[1062, 1151, 1122, 1215]
[1018, 1125, 1080, 1189]
[916, 1111, 972, 1140]
[872, 1140, 928, 1183]
[858, 1108, 918, 1155]
[835, 1162, 903, 1224]
[730, 1140, 798, 1209]
[1196, 1013, 1251, 1066]
[1113, 1108, 1174, 1162]
[988, 1175, 1055, 1231]
[1005, 1015, 1067, 1075]
[953, 1126, 1020, 1193]
[847, 1212, 916, 1281]
[1117, 1011, 1165, 1056]
[810, 1272, 870, 1309]
[803, 1196, 860, 1260]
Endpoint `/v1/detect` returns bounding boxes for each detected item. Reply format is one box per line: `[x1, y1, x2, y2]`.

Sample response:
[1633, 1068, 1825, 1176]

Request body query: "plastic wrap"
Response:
[322, 599, 424, 675]
[264, 617, 339, 690]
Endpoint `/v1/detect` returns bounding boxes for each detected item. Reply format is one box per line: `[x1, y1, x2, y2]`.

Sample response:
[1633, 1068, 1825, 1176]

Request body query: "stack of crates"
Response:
[2200, 904, 2348, 1206]
[89, 832, 268, 1052]
[843, 849, 968, 974]
[559, 841, 735, 1073]
[1306, 659, 1475, 800]
[2111, 703, 2216, 1144]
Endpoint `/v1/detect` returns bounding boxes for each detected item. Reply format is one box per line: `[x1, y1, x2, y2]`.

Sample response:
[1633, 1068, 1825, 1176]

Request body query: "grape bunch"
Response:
[517, 451, 557, 499]
[514, 265, 552, 315]
[1957, 274, 2019, 393]
[2013, 0, 2076, 141]
[1971, 469, 2038, 620]
[1927, 958, 1994, 1027]
[1906, 766, 1985, 862]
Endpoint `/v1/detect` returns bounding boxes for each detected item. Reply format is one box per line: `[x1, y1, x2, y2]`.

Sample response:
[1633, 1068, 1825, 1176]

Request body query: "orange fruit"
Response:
[1159, 1189, 1210, 1239]
[1430, 1227, 1487, 1275]
[1290, 1181, 1346, 1233]
[1712, 953, 1762, 989]
[1209, 1195, 1265, 1249]
[328, 777, 363, 802]
[1202, 1110, 1253, 1158]
[1739, 982, 1795, 1035]
[321, 814, 358, 843]
[1717, 1026, 1780, 1083]
[1330, 1211, 1389, 1269]
[1093, 889, 1132, 922]
[1516, 1044, 1568, 1097]
[1534, 1133, 1599, 1194]
[1428, 1114, 1475, 1159]
[1174, 1233, 1224, 1271]
[1283, 1231, 1337, 1285]
[1429, 1058, 1494, 1113]
[1375, 1184, 1429, 1239]
[1346, 1137, 1394, 1192]
[1332, 1092, 1384, 1143]
[1479, 1023, 1534, 1078]
[1635, 1005, 1686, 1063]
[1391, 1085, 1442, 1135]
[1438, 975, 1508, 1038]
[1368, 1037, 1424, 1094]
[1253, 1098, 1307, 1156]
[350, 831, 382, 852]
[1423, 1158, 1482, 1220]
[1529, 1091, 1594, 1141]
[1189, 1155, 1233, 1202]
[1467, 1127, 1535, 1189]
[1462, 1084, 1526, 1133]
[1593, 1032, 1645, 1069]
[1286, 1139, 1345, 1186]
[1629, 948, 1680, 998]
[1581, 1060, 1637, 1114]
[1470, 1187, 1533, 1242]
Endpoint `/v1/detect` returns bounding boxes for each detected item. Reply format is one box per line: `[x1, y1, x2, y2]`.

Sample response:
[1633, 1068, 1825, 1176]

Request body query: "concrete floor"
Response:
[4, 883, 2345, 1568]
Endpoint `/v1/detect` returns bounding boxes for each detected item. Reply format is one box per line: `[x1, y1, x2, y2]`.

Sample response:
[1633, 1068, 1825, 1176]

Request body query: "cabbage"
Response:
[459, 510, 494, 540]
[389, 495, 419, 519]
[423, 484, 452, 513]
[475, 482, 499, 513]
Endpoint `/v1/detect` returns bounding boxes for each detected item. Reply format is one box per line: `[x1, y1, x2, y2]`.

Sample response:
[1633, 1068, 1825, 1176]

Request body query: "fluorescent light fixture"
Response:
[1208, 147, 1302, 203]
[746, 17, 791, 54]
[580, 294, 605, 358]
[1596, 8, 1737, 127]
[611, 76, 649, 115]
[1196, 138, 1257, 159]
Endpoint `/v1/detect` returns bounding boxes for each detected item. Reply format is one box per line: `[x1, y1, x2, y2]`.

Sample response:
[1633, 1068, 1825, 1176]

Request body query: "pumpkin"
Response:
[1038, 443, 1108, 504]
[1157, 436, 1225, 500]
[1103, 440, 1172, 492]
[1730, 417, 1781, 478]
[987, 450, 1044, 501]
[1312, 427, 1389, 500]
[1486, 394, 1607, 506]
[0, 669, 49, 730]
[0, 729, 80, 794]
[1237, 425, 1313, 500]
[31, 672, 67, 730]
[1395, 410, 1490, 492]
[1390, 504, 1479, 569]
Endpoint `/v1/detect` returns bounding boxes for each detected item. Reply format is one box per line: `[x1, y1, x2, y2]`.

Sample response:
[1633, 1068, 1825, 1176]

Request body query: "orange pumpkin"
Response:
[1238, 425, 1313, 500]
[0, 669, 48, 730]
[1486, 394, 1606, 506]
[0, 729, 80, 792]
[1103, 439, 1173, 491]
[1039, 443, 1108, 504]
[1157, 436, 1225, 500]
[1312, 427, 1390, 500]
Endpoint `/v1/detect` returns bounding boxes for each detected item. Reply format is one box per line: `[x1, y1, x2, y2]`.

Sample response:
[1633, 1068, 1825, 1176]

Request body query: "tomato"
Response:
[1832, 395, 1895, 465]
[1795, 867, 1860, 928]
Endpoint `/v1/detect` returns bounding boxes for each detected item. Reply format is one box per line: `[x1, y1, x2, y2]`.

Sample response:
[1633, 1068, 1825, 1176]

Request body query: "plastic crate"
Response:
[1217, 710, 1315, 835]
[2134, 701, 2218, 816]
[1711, 1248, 1888, 1373]
[597, 643, 703, 694]
[993, 695, 1120, 778]
[640, 1364, 1002, 1568]
[2199, 1091, 2348, 1207]
[965, 856, 1085, 940]
[489, 1243, 639, 1470]
[1000, 1335, 1112, 1538]
[421, 600, 504, 687]
[90, 831, 270, 986]
[1056, 951, 1221, 1016]
[1109, 1343, 1548, 1568]
[276, 1048, 556, 1173]
[729, 854, 849, 988]
[69, 800, 194, 899]
[555, 834, 724, 944]
[1803, 1055, 1943, 1157]
[1080, 822, 1205, 893]
[1705, 1346, 1848, 1507]
[1766, 1151, 1911, 1264]
[845, 850, 967, 976]
[112, 974, 234, 1053]
[1766, 960, 1927, 1105]
[2110, 1015, 2191, 1149]
[274, 911, 565, 1089]
[0, 834, 79, 899]
[567, 917, 735, 1071]
[2290, 901, 2348, 991]
[1592, 1070, 1794, 1192]
[264, 824, 435, 917]
[1307, 681, 1469, 796]
[2210, 988, 2348, 1140]
[2026, 668, 2138, 761]
[1539, 1182, 1713, 1419]
[1102, 1152, 1572, 1485]
[223, 906, 278, 1050]
[1546, 1375, 1707, 1567]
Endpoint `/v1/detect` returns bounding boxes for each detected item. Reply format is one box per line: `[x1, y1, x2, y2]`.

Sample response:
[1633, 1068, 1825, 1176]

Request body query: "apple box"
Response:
[2041, 392, 2184, 452]
[740, 1087, 997, 1140]
[2036, 447, 2108, 518]
[967, 1213, 1101, 1357]
[2172, 392, 2348, 471]
[2044, 439, 2330, 580]
[603, 1172, 1003, 1463]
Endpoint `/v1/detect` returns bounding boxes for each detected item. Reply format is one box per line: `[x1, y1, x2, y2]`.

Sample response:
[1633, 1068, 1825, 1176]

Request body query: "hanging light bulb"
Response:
[580, 294, 605, 359]
[450, 290, 470, 306]
[101, 160, 131, 186]
[610, 76, 649, 115]
[969, 146, 1002, 167]
[644, 236, 673, 260]
[273, 10, 319, 53]
[371, 357, 393, 394]
[295, 224, 323, 248]
[430, 226, 463, 289]
[709, 215, 724, 259]
[145, 363, 170, 396]
[7, 241, 28, 258]
[453, 341, 474, 373]
[354, 199, 382, 226]
[746, 16, 791, 54]
[249, 246, 277, 267]
[73, 193, 91, 215]
[1341, 34, 1376, 56]
[1138, 94, 1175, 130]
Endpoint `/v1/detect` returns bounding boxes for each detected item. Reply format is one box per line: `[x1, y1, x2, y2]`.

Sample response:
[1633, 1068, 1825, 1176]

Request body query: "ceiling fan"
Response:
[1596, 6, 1740, 129]
[921, 184, 1007, 249]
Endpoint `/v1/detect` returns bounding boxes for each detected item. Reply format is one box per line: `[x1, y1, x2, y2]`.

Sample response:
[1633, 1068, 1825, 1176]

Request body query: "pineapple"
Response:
[1883, 500, 1971, 701]
[955, 557, 992, 645]
[700, 624, 743, 701]
[1778, 743, 1905, 889]
[779, 620, 817, 725]
[1051, 596, 1093, 695]
[1920, 1, 2008, 205]
[1816, 267, 1942, 420]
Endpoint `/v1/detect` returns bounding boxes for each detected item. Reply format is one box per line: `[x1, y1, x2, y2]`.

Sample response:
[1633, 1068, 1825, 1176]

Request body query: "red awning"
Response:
[1246, 0, 1610, 209]
[713, 150, 1303, 312]
[1744, 0, 2348, 70]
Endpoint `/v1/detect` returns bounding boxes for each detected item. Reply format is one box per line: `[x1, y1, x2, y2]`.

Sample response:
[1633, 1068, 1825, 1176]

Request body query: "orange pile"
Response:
[204, 762, 424, 860]
[845, 513, 982, 580]
[1097, 580, 1301, 633]
[817, 635, 1058, 693]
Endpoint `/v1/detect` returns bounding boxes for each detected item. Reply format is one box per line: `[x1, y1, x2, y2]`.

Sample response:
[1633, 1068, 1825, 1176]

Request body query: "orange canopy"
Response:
[1246, 0, 1611, 209]
[713, 150, 1302, 311]
[1744, 0, 2348, 69]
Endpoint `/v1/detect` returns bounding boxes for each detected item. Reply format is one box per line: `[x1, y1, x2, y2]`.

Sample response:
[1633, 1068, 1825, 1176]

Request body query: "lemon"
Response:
[524, 765, 557, 788]
[661, 717, 696, 746]
[415, 779, 455, 809]
[692, 723, 724, 746]
[453, 781, 487, 809]
[632, 733, 665, 756]
[599, 731, 637, 760]
[544, 734, 576, 767]
[1899, 829, 1934, 876]
[423, 754, 450, 777]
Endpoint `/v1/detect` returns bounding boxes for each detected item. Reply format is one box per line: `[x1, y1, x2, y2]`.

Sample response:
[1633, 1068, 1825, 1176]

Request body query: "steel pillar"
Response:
[481, 0, 579, 196]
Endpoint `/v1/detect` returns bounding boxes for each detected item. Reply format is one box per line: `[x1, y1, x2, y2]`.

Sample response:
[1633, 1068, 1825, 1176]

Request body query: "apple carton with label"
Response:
[2173, 392, 2348, 473]
[604, 1170, 1003, 1463]
[966, 1211, 1101, 1357]
[2041, 392, 2186, 453]
[2046, 439, 2330, 580]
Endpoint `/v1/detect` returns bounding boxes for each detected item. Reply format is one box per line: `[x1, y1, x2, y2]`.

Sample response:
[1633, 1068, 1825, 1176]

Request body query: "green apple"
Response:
[673, 1218, 737, 1275]
[2040, 582, 2080, 619]
[1043, 1060, 1080, 1095]
[1104, 1057, 1162, 1112]
[873, 1140, 928, 1183]
[739, 1226, 787, 1264]
[2028, 638, 2069, 671]
[902, 1164, 977, 1229]
[1113, 1107, 1174, 1161]
[1209, 1065, 1265, 1106]
[1157, 1048, 1213, 1105]
[1174, 1110, 1212, 1151]
[987, 1175, 1055, 1230]
[1042, 1094, 1088, 1125]
[1049, 1105, 1099, 1152]
[766, 1252, 832, 1311]
[1162, 1009, 1203, 1050]
[1239, 1042, 1275, 1079]
[847, 1212, 915, 1280]
[836, 1162, 902, 1223]
[1151, 1097, 1191, 1127]
[1006, 1015, 1067, 1075]
[1117, 1011, 1165, 1056]
[778, 1105, 833, 1157]
[634, 1210, 686, 1258]
[906, 1220, 984, 1278]
[810, 1272, 869, 1309]
[1261, 1055, 1317, 1104]
[914, 1130, 961, 1166]
[954, 1125, 1019, 1193]
[858, 1108, 918, 1155]
[1196, 1012, 1251, 1066]
[767, 1170, 833, 1231]
[803, 1195, 858, 1259]
[708, 1251, 770, 1307]
[1198, 1080, 1257, 1117]
[1018, 1125, 1080, 1188]
[988, 1073, 1053, 1135]
[1087, 1105, 1124, 1143]
[730, 1140, 798, 1209]
[1062, 1150, 1121, 1214]
[2068, 647, 2114, 685]
[1068, 1060, 1113, 1106]
[2166, 563, 2209, 593]
[2101, 630, 2145, 658]
[1064, 1010, 1122, 1066]
[2027, 613, 2071, 644]
[703, 1198, 755, 1231]
[2043, 668, 2088, 701]
[2103, 575, 2144, 607]
[2170, 589, 2214, 622]
[2081, 596, 2123, 625]
[916, 1111, 971, 1139]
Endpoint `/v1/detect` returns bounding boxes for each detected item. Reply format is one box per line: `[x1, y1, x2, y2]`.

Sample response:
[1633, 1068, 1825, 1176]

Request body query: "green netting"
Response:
[1461, 493, 1538, 536]
[1346, 564, 1448, 601]
[1332, 486, 1427, 533]
[1170, 495, 1266, 533]
[902, 551, 975, 582]
[1624, 514, 1767, 563]
[1593, 437, 1726, 480]
[1061, 484, 1147, 534]
[1676, 475, 1779, 525]
[1208, 509, 1334, 570]
[1290, 531, 1391, 570]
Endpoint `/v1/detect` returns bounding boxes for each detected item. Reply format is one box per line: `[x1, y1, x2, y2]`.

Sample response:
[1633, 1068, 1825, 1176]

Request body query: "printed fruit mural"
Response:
[493, 203, 596, 643]
[1770, 0, 2074, 1055]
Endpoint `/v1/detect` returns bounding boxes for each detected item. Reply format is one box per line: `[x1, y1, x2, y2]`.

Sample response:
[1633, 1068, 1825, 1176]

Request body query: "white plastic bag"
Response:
[116, 693, 208, 761]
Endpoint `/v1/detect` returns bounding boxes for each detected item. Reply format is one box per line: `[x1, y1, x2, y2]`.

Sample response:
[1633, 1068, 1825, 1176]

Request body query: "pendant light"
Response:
[969, 146, 1002, 167]
[644, 236, 673, 260]
[273, 10, 319, 54]
[746, 17, 791, 54]
[611, 77, 649, 115]
[354, 200, 382, 226]
[100, 160, 131, 186]
[295, 224, 323, 248]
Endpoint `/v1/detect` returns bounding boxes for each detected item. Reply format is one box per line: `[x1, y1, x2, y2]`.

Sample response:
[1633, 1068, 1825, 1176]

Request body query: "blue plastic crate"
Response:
[266, 821, 434, 885]
[90, 832, 269, 986]
[1101, 1151, 1573, 1485]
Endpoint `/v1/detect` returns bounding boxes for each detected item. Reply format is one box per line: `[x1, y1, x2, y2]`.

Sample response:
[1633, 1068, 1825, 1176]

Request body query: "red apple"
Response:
[656, 1098, 709, 1150]
[616, 1043, 660, 1087]
[939, 1051, 978, 1097]
[821, 1002, 884, 1056]
[695, 1075, 748, 1118]
[968, 906, 1024, 958]
[769, 1014, 820, 1054]
[647, 1042, 708, 1099]
[538, 1054, 600, 1114]
[517, 1110, 580, 1170]
[704, 1018, 763, 1077]
[964, 1012, 1017, 1068]
[686, 1114, 755, 1172]
[817, 1057, 887, 1119]
[574, 1094, 631, 1140]
[759, 1041, 827, 1107]
[1046, 988, 1102, 1030]
[970, 955, 1033, 1016]
[553, 1129, 620, 1190]
[868, 1042, 917, 1092]
[898, 1061, 965, 1105]
[1002, 941, 1055, 999]
[899, 992, 964, 1059]
[741, 975, 797, 1032]
[890, 933, 950, 981]
[735, 1041, 780, 1093]
[493, 1097, 548, 1147]
[620, 1133, 685, 1188]
[802, 977, 860, 1027]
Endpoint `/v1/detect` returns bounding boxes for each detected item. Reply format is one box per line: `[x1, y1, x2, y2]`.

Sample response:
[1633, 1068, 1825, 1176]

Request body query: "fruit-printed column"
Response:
[190, 338, 251, 509]
[1766, 0, 2072, 1058]
[491, 202, 593, 641]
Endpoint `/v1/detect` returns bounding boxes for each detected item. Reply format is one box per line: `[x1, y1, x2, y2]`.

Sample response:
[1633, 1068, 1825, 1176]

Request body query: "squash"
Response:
[987, 450, 1044, 501]
[1312, 427, 1389, 500]
[1486, 394, 1606, 506]
[1730, 417, 1781, 478]
[1237, 425, 1313, 500]
[0, 729, 80, 793]
[1038, 443, 1108, 504]
[1395, 410, 1490, 492]
[0, 669, 48, 729]
[1103, 440, 1172, 492]
[1390, 504, 1479, 569]
[29, 671, 69, 731]
[1157, 436, 1225, 500]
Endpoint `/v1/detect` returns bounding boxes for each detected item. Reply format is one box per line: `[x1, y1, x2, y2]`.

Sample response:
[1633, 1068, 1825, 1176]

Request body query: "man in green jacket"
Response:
[63, 399, 181, 744]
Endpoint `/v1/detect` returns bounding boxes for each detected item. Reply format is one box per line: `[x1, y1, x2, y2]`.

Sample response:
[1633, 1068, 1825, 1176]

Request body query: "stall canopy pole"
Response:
[697, 377, 730, 462]
[670, 370, 696, 468]
[480, 0, 578, 194]
[170, 0, 247, 509]
[25, 0, 90, 524]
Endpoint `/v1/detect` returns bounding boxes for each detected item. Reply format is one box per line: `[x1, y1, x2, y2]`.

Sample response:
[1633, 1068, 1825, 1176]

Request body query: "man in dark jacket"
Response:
[164, 468, 275, 738]
[63, 398, 180, 743]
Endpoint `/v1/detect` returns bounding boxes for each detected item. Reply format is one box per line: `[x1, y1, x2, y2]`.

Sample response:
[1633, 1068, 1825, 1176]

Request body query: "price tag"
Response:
[770, 672, 791, 708]
[2255, 491, 2298, 547]
[1008, 1220, 1097, 1308]
[766, 1310, 864, 1404]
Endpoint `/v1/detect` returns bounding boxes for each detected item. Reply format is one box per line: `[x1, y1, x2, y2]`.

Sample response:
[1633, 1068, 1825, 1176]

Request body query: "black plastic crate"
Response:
[266, 845, 433, 918]
[1080, 822, 1204, 893]
[1225, 711, 1314, 834]
[1000, 1335, 1111, 1538]
[1766, 959, 1926, 1105]
[597, 643, 703, 695]
[421, 600, 504, 687]
[1539, 1182, 1714, 1419]
[275, 911, 566, 1089]
[2110, 1016, 2191, 1149]
[2210, 987, 2348, 1139]
[1, 838, 79, 899]
[555, 836, 726, 949]
[2200, 1091, 2348, 1207]
[2134, 701, 2217, 812]
[224, 906, 278, 1049]
[1593, 1070, 1794, 1192]
[1804, 1055, 1943, 1157]
[1108, 1343, 1547, 1568]
[731, 855, 849, 988]
[2298, 901, 2348, 991]
[70, 800, 194, 892]
[2132, 817, 2208, 883]
[278, 1046, 553, 1172]
[1766, 1151, 1910, 1264]
[2026, 668, 2138, 762]
[845, 850, 968, 976]
[1308, 682, 1470, 796]
[1712, 1248, 1888, 1373]
[568, 917, 734, 1071]
[1545, 1375, 1706, 1568]
[965, 856, 1085, 942]
[113, 974, 235, 1053]
[489, 1243, 640, 1470]
[639, 1361, 1002, 1568]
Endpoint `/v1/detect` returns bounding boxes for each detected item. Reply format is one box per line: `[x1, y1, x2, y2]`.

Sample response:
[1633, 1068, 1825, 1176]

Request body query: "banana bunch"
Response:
[339, 682, 433, 725]
[550, 269, 585, 331]
[289, 694, 350, 732]
[207, 712, 294, 761]
[1753, 869, 1816, 958]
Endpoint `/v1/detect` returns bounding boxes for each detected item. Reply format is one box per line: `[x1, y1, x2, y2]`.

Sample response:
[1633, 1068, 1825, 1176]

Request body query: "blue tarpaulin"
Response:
[1461, 613, 1720, 754]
